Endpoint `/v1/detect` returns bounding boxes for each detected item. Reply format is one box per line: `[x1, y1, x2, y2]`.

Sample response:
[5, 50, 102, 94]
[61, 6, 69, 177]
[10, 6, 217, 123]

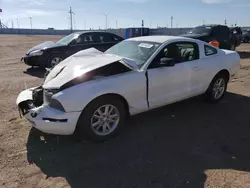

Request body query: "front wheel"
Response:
[205, 74, 228, 103]
[47, 54, 63, 68]
[74, 96, 127, 142]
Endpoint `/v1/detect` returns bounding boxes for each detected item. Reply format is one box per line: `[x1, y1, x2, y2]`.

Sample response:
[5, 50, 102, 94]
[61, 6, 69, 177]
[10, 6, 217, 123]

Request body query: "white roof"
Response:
[127, 35, 189, 43]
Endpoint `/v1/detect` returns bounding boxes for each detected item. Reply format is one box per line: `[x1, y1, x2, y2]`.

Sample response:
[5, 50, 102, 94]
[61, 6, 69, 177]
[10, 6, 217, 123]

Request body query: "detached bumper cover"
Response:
[16, 88, 81, 135]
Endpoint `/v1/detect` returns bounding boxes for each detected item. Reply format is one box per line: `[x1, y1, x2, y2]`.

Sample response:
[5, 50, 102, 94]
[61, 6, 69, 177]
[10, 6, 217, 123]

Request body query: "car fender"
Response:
[53, 71, 148, 115]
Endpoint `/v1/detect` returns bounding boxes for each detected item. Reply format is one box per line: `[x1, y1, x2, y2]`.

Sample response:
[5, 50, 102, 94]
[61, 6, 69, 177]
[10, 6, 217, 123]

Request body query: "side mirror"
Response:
[160, 58, 175, 67]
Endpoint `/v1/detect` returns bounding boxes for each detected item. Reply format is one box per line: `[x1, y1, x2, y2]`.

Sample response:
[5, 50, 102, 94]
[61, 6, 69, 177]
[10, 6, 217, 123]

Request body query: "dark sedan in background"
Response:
[22, 31, 124, 68]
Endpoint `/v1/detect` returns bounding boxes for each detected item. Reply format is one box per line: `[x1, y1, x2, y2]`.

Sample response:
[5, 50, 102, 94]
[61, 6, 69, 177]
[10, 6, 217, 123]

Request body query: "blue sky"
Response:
[0, 0, 249, 29]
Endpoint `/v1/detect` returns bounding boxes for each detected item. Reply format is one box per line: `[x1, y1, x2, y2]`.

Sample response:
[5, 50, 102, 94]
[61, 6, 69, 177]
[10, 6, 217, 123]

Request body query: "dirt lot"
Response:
[1, 35, 250, 188]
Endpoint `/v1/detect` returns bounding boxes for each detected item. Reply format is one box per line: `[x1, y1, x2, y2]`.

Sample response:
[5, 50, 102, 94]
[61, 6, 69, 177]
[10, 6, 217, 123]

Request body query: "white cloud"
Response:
[202, 0, 232, 3]
[25, 9, 54, 16]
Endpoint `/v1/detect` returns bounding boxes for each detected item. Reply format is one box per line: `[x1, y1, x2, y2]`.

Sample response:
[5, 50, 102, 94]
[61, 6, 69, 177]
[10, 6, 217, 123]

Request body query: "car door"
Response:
[147, 41, 203, 109]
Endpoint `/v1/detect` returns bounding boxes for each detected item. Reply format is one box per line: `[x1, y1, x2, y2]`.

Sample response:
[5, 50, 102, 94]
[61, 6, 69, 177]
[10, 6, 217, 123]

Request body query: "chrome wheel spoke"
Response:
[104, 106, 110, 115]
[92, 120, 102, 128]
[97, 108, 104, 116]
[91, 104, 120, 136]
[104, 122, 111, 131]
[93, 114, 102, 119]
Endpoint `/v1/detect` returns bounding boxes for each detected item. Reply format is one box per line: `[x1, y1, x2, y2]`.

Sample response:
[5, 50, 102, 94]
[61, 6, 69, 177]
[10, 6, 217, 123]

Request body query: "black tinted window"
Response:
[213, 26, 229, 36]
[99, 33, 123, 43]
[205, 45, 217, 56]
[100, 33, 114, 43]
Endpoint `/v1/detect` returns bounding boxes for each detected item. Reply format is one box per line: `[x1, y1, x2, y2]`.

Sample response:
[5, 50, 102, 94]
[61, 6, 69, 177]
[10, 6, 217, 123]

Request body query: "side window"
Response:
[205, 45, 217, 56]
[149, 42, 199, 69]
[72, 34, 93, 45]
[100, 33, 114, 43]
[113, 34, 123, 42]
[213, 26, 229, 37]
[99, 33, 123, 43]
[71, 35, 85, 45]
[91, 33, 102, 43]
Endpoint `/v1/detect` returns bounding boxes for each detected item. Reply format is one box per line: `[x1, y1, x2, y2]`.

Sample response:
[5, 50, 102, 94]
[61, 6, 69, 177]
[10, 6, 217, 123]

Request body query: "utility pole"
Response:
[11, 20, 14, 28]
[16, 18, 19, 29]
[170, 16, 173, 28]
[116, 20, 118, 29]
[69, 7, 74, 33]
[29, 17, 32, 30]
[103, 13, 107, 30]
[202, 20, 205, 25]
[224, 18, 227, 25]
[73, 13, 76, 30]
[141, 20, 144, 36]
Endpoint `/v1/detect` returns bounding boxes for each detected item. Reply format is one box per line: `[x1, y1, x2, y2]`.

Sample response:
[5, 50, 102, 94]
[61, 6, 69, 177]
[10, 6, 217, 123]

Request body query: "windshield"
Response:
[57, 33, 79, 45]
[105, 40, 160, 68]
[189, 26, 212, 35]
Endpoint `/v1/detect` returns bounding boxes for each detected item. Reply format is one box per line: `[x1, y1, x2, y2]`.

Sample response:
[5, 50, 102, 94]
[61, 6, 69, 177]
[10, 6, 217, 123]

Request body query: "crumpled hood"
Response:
[27, 41, 63, 54]
[43, 48, 138, 89]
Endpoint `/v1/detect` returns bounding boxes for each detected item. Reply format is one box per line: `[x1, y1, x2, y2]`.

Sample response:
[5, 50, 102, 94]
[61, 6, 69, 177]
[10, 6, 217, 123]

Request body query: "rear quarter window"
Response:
[205, 45, 218, 56]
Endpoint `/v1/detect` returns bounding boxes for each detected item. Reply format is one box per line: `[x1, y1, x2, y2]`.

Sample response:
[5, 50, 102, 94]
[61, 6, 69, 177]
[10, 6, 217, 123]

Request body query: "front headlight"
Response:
[49, 98, 65, 112]
[29, 50, 43, 57]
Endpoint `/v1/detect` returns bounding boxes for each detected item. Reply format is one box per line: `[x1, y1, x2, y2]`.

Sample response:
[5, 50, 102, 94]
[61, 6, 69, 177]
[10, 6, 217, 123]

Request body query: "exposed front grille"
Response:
[43, 89, 60, 105]
[43, 90, 53, 105]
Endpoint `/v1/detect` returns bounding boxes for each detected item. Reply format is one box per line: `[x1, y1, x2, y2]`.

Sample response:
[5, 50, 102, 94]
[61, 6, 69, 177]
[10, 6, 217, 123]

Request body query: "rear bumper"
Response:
[17, 88, 81, 135]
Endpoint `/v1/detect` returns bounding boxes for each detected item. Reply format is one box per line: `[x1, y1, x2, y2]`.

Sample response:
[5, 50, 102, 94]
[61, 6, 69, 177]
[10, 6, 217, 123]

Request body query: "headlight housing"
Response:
[29, 50, 43, 57]
[49, 98, 65, 112]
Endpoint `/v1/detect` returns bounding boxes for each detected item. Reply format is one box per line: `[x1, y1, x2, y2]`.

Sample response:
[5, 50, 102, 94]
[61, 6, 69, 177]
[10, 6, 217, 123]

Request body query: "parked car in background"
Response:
[17, 36, 240, 141]
[230, 27, 242, 49]
[22, 31, 124, 68]
[242, 30, 250, 43]
[181, 25, 241, 50]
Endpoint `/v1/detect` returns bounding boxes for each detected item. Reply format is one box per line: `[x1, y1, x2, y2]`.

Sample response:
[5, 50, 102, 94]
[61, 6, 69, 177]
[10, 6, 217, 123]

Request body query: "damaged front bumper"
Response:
[16, 87, 81, 135]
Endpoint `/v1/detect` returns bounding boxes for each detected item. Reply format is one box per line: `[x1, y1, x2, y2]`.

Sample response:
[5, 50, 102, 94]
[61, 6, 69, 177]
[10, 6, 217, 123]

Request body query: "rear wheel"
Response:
[74, 96, 127, 142]
[205, 73, 229, 103]
[230, 43, 236, 51]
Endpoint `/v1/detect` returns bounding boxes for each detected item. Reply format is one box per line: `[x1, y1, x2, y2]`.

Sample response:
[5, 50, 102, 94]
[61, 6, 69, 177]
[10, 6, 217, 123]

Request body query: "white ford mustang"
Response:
[17, 36, 240, 141]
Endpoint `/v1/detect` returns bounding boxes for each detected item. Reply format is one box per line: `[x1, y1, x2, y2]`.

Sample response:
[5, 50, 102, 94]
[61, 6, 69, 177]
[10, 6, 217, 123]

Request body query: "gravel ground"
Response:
[1, 35, 250, 188]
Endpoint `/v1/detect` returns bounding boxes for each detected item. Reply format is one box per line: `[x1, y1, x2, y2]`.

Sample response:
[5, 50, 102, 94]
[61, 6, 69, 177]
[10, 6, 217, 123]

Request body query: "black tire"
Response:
[47, 54, 63, 68]
[205, 73, 229, 103]
[74, 96, 127, 142]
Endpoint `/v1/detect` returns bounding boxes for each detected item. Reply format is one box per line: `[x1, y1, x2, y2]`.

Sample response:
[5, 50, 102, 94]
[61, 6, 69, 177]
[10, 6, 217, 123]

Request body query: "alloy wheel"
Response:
[51, 57, 62, 67]
[212, 78, 226, 100]
[91, 105, 120, 136]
